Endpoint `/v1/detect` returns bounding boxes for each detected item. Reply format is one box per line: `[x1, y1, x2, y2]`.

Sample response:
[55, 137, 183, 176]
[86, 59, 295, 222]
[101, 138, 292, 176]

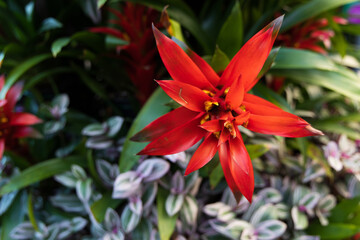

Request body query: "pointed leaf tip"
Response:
[269, 15, 284, 37]
[306, 125, 324, 136]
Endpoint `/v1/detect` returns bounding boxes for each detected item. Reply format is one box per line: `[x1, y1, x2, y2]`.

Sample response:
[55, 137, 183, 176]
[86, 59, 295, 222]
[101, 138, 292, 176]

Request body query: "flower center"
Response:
[200, 88, 250, 140]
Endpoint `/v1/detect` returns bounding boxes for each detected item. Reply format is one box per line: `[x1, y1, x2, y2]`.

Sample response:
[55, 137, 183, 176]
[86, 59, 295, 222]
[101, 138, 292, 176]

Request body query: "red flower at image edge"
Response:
[0, 76, 42, 159]
[131, 16, 323, 202]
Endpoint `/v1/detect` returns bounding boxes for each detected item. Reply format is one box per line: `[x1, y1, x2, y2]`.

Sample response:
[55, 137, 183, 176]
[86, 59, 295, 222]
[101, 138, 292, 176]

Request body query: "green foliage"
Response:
[216, 0, 243, 58]
[119, 87, 171, 172]
[0, 0, 359, 239]
[0, 156, 86, 196]
[157, 188, 178, 240]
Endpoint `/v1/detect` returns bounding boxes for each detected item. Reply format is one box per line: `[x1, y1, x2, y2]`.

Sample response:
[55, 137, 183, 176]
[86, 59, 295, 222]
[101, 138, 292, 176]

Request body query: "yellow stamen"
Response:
[213, 131, 220, 139]
[224, 87, 230, 95]
[239, 105, 246, 112]
[224, 121, 236, 138]
[202, 89, 215, 97]
[200, 114, 210, 125]
[242, 121, 249, 128]
[204, 101, 219, 112]
[0, 117, 8, 123]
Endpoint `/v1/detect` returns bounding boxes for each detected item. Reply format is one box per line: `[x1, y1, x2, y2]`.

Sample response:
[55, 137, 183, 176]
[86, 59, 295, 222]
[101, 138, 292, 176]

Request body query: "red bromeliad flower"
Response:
[91, 3, 163, 104]
[0, 75, 42, 159]
[276, 16, 347, 54]
[131, 16, 323, 202]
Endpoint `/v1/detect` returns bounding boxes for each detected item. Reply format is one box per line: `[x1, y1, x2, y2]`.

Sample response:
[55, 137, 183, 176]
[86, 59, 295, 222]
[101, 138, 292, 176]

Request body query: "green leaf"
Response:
[105, 35, 128, 50]
[307, 143, 333, 178]
[23, 67, 73, 91]
[314, 113, 360, 126]
[97, 0, 107, 8]
[0, 191, 27, 240]
[39, 17, 63, 33]
[257, 47, 280, 80]
[272, 48, 338, 71]
[245, 144, 269, 159]
[210, 46, 230, 74]
[216, 0, 243, 58]
[328, 196, 360, 223]
[252, 83, 293, 113]
[119, 87, 171, 172]
[0, 156, 86, 196]
[209, 162, 224, 189]
[341, 24, 360, 35]
[51, 37, 71, 57]
[281, 0, 358, 32]
[90, 192, 121, 222]
[271, 69, 360, 102]
[0, 51, 4, 67]
[157, 188, 178, 240]
[169, 19, 185, 42]
[0, 54, 51, 99]
[312, 113, 360, 139]
[27, 192, 39, 231]
[307, 223, 360, 239]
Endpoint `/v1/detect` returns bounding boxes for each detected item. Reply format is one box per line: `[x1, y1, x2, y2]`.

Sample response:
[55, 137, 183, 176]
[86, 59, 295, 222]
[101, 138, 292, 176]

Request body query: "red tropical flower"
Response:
[91, 2, 163, 104]
[276, 16, 347, 54]
[0, 75, 42, 159]
[131, 16, 323, 202]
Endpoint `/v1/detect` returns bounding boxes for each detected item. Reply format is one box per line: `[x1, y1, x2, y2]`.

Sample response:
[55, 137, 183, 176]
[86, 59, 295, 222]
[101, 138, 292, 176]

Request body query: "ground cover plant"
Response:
[0, 0, 360, 239]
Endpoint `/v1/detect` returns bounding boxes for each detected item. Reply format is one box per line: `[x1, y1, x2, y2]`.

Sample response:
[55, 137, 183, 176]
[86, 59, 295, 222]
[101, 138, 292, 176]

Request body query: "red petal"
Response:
[0, 100, 7, 108]
[10, 113, 42, 126]
[218, 127, 230, 146]
[247, 114, 322, 137]
[234, 111, 250, 125]
[131, 107, 198, 142]
[220, 16, 283, 92]
[5, 82, 23, 113]
[243, 93, 323, 137]
[219, 142, 242, 202]
[152, 26, 214, 90]
[243, 93, 297, 117]
[200, 119, 222, 132]
[225, 75, 244, 109]
[157, 80, 210, 112]
[185, 134, 218, 175]
[138, 116, 205, 155]
[187, 48, 220, 87]
[0, 138, 4, 160]
[228, 137, 254, 202]
[229, 135, 251, 174]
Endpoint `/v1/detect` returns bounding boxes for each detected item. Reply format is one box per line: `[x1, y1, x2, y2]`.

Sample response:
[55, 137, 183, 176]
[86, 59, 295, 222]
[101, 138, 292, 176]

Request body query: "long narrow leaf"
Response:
[0, 54, 51, 99]
[119, 87, 171, 172]
[0, 156, 86, 196]
[271, 69, 360, 102]
[0, 192, 27, 240]
[281, 0, 357, 32]
[157, 188, 178, 240]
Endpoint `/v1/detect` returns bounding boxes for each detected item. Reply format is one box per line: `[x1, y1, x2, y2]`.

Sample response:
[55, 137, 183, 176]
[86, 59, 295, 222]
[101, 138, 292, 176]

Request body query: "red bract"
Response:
[0, 76, 42, 159]
[91, 3, 163, 104]
[132, 16, 323, 203]
[276, 16, 347, 54]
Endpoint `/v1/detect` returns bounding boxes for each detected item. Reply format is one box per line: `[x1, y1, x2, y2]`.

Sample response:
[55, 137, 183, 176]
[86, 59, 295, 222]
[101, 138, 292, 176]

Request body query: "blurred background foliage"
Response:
[0, 0, 360, 239]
